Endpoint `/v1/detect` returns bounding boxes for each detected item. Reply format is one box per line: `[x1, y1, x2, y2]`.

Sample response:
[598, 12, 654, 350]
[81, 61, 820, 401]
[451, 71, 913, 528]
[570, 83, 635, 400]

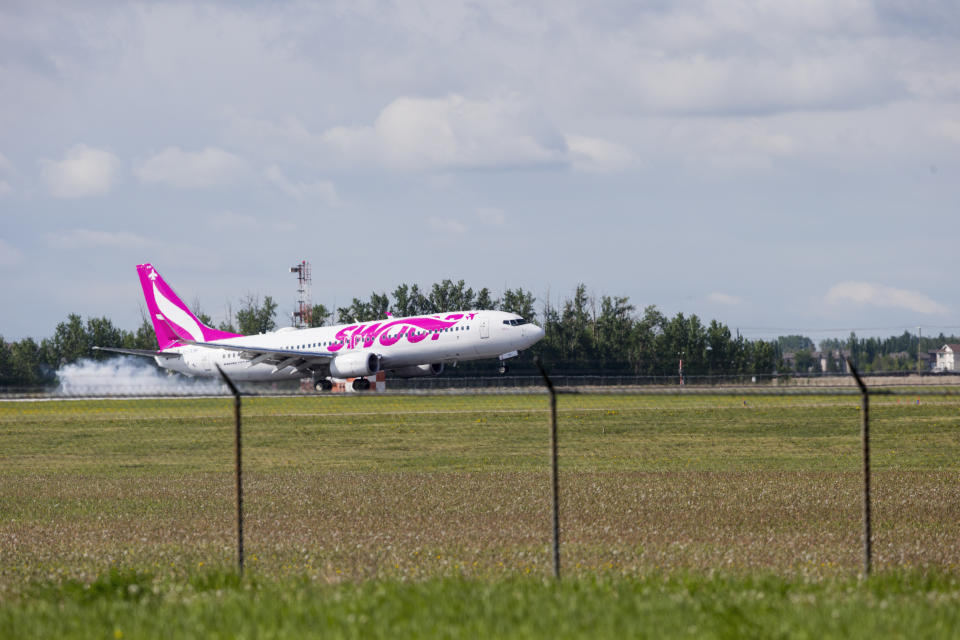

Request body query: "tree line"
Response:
[0, 294, 282, 387]
[793, 331, 960, 374]
[2, 280, 957, 386]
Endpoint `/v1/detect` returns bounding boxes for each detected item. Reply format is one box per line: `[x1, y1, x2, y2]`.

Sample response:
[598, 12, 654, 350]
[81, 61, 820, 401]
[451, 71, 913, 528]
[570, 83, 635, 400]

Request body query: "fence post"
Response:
[534, 357, 560, 580]
[217, 365, 244, 576]
[847, 361, 871, 577]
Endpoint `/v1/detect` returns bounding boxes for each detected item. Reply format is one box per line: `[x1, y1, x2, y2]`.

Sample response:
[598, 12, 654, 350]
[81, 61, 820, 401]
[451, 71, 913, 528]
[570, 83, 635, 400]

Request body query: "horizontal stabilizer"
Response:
[92, 346, 182, 359]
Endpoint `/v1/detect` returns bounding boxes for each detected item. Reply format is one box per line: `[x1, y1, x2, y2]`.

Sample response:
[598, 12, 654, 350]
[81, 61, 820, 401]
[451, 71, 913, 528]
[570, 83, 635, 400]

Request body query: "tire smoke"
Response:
[56, 357, 226, 396]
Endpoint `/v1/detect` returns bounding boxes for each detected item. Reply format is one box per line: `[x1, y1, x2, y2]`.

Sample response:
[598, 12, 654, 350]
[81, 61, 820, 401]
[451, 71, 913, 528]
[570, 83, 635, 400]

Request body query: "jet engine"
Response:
[392, 362, 444, 378]
[330, 352, 381, 378]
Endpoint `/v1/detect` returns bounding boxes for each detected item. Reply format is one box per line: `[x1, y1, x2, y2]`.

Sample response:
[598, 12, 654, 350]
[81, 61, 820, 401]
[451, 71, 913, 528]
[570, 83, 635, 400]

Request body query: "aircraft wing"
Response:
[177, 338, 335, 373]
[154, 311, 335, 373]
[92, 346, 182, 359]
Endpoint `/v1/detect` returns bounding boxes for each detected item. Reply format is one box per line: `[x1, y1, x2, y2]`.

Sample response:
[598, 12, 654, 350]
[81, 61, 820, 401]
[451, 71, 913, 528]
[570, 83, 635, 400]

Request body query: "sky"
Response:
[1, 0, 959, 343]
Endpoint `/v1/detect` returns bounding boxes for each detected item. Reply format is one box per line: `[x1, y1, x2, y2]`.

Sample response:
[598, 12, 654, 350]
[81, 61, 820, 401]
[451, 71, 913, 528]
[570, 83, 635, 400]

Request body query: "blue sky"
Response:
[1, 1, 958, 342]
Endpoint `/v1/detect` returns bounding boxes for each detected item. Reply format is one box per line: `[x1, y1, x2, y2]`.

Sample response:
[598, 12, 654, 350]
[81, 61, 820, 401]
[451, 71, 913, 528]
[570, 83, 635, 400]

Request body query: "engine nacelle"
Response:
[330, 352, 381, 378]
[392, 362, 444, 378]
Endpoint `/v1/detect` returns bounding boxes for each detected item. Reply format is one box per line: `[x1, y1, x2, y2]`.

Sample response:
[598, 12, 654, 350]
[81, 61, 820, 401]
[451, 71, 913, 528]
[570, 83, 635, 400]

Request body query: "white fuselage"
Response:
[157, 310, 543, 381]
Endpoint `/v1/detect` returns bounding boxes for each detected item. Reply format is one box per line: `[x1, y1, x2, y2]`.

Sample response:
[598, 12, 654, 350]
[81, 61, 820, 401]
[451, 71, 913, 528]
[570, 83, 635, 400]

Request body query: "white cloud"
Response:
[264, 165, 338, 204]
[0, 238, 24, 267]
[724, 129, 797, 157]
[204, 210, 296, 234]
[565, 135, 633, 173]
[134, 147, 246, 188]
[322, 95, 566, 171]
[937, 119, 960, 143]
[707, 292, 743, 305]
[4, 2, 960, 341]
[659, 117, 804, 173]
[0, 153, 13, 196]
[318, 95, 641, 173]
[426, 216, 468, 235]
[631, 0, 881, 49]
[475, 207, 506, 226]
[41, 144, 120, 198]
[579, 47, 899, 118]
[44, 228, 150, 250]
[825, 282, 948, 315]
[205, 211, 262, 232]
[225, 113, 320, 155]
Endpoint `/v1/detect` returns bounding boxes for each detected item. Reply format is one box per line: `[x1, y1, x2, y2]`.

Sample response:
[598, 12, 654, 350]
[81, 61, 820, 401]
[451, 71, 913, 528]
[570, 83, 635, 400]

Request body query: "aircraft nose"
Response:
[529, 323, 545, 343]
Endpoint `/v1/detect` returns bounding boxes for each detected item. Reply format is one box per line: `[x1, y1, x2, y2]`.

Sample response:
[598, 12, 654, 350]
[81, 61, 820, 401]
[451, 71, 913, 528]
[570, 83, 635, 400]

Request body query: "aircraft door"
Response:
[479, 317, 489, 339]
[198, 349, 215, 373]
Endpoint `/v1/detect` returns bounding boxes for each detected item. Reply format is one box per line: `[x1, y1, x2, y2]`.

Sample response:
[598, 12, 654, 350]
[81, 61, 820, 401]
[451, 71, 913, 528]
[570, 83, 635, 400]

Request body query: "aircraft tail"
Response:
[137, 263, 243, 350]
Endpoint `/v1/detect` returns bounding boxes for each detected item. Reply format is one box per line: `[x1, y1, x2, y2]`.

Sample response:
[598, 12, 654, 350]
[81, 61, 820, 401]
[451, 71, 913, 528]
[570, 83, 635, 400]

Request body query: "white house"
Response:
[934, 344, 960, 372]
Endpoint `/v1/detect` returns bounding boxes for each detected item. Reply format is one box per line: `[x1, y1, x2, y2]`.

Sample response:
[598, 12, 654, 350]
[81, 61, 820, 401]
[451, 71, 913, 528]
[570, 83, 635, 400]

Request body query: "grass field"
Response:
[1, 390, 959, 637]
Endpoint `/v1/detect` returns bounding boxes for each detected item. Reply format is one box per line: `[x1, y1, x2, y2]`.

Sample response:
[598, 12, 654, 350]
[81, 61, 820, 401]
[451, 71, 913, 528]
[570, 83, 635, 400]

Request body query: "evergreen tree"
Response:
[706, 320, 732, 374]
[236, 295, 277, 334]
[9, 338, 49, 385]
[121, 317, 158, 350]
[52, 314, 90, 366]
[475, 287, 495, 311]
[0, 338, 12, 385]
[596, 295, 634, 364]
[500, 287, 536, 322]
[308, 304, 332, 327]
[369, 293, 390, 319]
[86, 316, 123, 360]
[391, 284, 415, 317]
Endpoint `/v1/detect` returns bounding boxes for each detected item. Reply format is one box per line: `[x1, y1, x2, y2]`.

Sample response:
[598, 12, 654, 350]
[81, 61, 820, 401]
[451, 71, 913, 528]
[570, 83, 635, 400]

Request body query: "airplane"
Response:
[94, 264, 545, 391]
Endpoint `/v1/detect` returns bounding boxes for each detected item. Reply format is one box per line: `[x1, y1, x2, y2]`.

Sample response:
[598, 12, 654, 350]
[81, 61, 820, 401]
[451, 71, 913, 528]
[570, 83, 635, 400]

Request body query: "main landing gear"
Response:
[313, 377, 373, 391]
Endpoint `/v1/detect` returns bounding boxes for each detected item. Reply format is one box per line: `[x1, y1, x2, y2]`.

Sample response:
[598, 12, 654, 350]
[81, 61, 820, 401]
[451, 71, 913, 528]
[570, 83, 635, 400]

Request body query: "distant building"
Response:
[934, 344, 960, 372]
[812, 349, 851, 374]
[782, 352, 796, 370]
[921, 350, 939, 371]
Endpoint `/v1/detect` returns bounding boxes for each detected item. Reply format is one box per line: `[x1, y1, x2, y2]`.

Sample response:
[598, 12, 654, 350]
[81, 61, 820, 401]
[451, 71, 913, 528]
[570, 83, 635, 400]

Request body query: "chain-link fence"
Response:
[1, 373, 958, 594]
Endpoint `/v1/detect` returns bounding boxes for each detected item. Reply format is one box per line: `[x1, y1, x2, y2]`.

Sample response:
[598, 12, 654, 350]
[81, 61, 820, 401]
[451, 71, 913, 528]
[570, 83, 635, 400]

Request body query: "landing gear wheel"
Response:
[498, 364, 508, 375]
[352, 378, 371, 391]
[315, 379, 333, 392]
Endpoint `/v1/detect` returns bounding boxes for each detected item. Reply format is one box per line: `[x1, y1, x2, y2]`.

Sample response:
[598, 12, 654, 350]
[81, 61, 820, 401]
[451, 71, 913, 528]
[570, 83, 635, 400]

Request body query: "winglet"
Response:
[136, 264, 243, 350]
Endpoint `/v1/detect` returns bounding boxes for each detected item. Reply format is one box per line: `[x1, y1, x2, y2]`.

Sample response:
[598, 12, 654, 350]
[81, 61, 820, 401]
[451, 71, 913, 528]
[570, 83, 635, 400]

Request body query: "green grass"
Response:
[3, 392, 958, 473]
[1, 390, 959, 637]
[4, 570, 959, 639]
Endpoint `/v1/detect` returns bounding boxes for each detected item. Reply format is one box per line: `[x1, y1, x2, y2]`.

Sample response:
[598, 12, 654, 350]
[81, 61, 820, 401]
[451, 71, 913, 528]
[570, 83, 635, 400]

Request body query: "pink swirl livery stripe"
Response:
[136, 263, 242, 349]
[327, 314, 473, 352]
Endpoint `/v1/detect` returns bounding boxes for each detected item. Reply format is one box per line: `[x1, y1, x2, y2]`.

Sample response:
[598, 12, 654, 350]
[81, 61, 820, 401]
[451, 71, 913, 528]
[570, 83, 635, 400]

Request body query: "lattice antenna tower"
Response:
[290, 260, 312, 328]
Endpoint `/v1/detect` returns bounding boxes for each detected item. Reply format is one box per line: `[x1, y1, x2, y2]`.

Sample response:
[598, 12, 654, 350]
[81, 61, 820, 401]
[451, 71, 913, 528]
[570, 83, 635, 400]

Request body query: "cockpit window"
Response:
[502, 318, 529, 326]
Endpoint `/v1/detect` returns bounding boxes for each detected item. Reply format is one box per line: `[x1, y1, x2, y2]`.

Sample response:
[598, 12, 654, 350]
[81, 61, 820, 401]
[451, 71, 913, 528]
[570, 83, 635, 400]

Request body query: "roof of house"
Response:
[938, 344, 960, 353]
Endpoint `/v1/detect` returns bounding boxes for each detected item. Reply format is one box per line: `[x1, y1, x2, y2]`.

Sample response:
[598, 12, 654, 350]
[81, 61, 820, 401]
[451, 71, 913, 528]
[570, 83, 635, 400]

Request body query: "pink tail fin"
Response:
[136, 264, 243, 350]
